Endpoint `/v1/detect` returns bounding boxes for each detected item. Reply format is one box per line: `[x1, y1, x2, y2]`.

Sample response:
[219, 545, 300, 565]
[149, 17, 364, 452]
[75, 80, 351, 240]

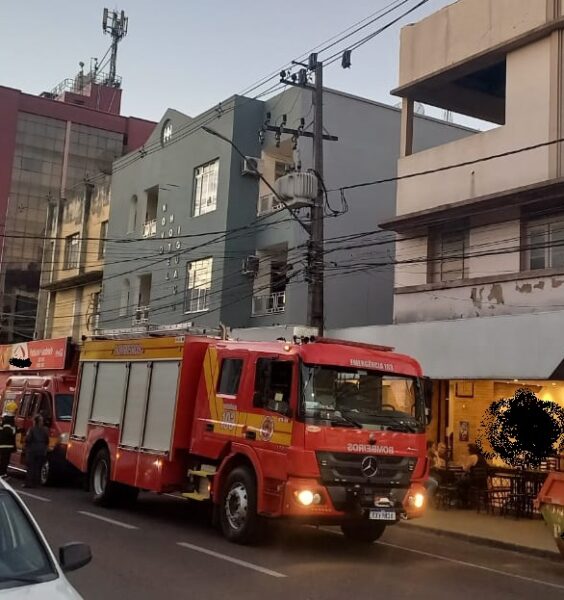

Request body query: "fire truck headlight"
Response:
[408, 493, 425, 509]
[295, 490, 322, 506]
[59, 433, 69, 445]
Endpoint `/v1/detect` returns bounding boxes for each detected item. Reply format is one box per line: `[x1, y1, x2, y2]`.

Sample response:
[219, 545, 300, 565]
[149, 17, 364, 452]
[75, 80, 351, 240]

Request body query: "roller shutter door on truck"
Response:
[90, 363, 128, 425]
[120, 362, 150, 448]
[73, 363, 96, 438]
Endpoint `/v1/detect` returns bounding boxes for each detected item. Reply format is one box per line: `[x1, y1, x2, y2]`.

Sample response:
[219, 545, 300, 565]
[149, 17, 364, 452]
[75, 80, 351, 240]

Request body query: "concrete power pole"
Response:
[309, 58, 325, 335]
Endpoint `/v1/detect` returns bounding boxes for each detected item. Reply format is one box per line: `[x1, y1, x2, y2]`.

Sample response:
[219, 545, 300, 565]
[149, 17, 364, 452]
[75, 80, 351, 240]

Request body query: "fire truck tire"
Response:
[340, 521, 386, 543]
[90, 448, 120, 507]
[219, 467, 262, 545]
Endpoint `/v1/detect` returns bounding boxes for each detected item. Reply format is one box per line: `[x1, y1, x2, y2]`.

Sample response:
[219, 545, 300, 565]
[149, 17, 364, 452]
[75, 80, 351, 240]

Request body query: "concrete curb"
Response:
[400, 521, 562, 562]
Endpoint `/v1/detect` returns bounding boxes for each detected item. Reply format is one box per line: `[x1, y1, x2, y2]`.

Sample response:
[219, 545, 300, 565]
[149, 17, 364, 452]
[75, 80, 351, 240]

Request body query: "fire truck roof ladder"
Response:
[91, 322, 229, 340]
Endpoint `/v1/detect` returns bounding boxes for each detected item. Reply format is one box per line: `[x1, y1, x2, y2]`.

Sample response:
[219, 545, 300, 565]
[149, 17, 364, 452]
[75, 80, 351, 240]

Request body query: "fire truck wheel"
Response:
[220, 467, 261, 545]
[40, 458, 53, 487]
[90, 448, 119, 507]
[340, 521, 386, 543]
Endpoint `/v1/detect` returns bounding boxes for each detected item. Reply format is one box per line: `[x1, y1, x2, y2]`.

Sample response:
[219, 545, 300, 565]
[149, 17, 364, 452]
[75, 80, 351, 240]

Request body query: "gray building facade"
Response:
[98, 89, 470, 332]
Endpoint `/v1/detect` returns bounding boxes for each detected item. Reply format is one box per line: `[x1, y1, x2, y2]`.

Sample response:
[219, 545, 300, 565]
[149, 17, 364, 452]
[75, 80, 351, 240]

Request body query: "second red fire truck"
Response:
[67, 332, 431, 544]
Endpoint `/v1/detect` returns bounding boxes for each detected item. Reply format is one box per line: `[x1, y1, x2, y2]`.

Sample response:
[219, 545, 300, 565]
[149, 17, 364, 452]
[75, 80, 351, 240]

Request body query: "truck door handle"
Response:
[205, 423, 214, 432]
[245, 431, 256, 440]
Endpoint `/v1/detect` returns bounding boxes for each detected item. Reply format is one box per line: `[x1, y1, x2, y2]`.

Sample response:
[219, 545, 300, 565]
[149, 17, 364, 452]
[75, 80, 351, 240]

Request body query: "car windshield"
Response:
[55, 394, 73, 421]
[301, 364, 424, 431]
[0, 490, 57, 589]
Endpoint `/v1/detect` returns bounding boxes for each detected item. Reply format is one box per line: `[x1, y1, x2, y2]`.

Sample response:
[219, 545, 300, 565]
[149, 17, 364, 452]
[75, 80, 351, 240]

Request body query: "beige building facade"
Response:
[40, 175, 110, 341]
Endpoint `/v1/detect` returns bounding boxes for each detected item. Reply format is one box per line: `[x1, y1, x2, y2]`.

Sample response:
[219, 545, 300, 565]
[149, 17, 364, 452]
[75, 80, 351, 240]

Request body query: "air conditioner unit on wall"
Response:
[242, 255, 260, 276]
[242, 156, 263, 177]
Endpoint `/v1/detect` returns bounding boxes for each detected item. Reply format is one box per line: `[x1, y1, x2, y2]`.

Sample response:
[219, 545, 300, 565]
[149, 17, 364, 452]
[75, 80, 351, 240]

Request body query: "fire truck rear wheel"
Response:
[220, 467, 261, 545]
[340, 521, 386, 543]
[90, 448, 119, 507]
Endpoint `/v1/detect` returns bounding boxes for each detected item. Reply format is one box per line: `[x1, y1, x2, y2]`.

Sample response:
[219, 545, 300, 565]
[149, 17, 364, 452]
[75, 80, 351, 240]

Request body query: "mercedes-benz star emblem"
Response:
[361, 455, 379, 478]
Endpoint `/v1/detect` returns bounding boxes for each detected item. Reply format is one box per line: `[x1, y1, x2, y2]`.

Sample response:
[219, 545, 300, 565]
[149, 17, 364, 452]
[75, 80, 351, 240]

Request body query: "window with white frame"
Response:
[193, 160, 219, 217]
[64, 233, 80, 269]
[524, 213, 564, 271]
[428, 227, 469, 283]
[185, 258, 213, 312]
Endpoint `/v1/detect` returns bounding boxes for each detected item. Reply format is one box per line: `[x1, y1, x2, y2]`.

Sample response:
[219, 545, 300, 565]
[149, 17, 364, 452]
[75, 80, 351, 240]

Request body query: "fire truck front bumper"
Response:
[281, 477, 427, 523]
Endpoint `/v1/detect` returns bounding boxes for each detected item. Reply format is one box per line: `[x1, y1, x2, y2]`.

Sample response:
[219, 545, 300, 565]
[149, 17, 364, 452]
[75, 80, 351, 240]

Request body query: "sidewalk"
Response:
[400, 506, 561, 559]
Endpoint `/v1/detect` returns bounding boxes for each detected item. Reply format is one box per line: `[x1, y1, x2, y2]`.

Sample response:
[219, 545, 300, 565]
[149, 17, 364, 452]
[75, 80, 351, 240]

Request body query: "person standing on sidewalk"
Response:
[24, 415, 49, 488]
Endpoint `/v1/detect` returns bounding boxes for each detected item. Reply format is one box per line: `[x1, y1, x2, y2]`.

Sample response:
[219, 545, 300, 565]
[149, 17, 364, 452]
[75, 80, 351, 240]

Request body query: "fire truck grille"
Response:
[316, 452, 416, 487]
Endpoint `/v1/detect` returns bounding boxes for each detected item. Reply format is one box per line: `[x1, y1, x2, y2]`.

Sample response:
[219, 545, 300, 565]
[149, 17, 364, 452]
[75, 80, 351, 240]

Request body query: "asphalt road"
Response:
[11, 481, 564, 600]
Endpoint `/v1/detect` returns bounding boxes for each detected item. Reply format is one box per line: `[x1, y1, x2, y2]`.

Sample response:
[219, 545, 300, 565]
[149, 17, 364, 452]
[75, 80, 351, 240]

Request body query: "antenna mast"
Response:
[102, 8, 128, 87]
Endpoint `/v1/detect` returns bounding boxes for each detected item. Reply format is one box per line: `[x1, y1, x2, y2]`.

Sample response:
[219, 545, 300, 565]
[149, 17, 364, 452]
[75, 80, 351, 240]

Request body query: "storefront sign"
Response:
[0, 338, 68, 371]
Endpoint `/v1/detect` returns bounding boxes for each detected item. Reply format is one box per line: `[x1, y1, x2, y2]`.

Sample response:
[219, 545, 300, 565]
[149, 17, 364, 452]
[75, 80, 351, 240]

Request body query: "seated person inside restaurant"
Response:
[457, 443, 489, 508]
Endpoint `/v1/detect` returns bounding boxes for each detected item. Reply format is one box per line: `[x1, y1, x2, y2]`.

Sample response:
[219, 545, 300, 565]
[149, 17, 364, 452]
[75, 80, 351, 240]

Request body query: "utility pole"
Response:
[277, 54, 335, 336]
[310, 58, 324, 335]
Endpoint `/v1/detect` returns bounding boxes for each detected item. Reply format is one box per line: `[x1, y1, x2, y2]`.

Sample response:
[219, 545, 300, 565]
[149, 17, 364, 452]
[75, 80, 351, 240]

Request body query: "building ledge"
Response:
[395, 267, 564, 295]
[380, 178, 564, 233]
[42, 270, 103, 292]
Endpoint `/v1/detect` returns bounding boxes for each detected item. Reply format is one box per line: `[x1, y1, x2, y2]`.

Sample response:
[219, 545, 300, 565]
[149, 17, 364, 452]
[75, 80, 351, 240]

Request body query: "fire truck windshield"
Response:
[301, 364, 425, 432]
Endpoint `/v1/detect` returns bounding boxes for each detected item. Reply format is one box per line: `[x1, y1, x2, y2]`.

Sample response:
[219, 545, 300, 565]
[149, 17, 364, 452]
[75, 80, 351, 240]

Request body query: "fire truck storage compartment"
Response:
[73, 360, 181, 452]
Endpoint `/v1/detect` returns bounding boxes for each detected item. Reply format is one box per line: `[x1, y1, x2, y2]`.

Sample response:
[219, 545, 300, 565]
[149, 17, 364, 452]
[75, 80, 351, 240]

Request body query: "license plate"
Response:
[369, 510, 396, 521]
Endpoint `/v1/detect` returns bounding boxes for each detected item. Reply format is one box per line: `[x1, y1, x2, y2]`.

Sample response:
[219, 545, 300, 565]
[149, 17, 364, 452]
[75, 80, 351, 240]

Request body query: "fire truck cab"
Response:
[0, 338, 79, 485]
[67, 333, 431, 544]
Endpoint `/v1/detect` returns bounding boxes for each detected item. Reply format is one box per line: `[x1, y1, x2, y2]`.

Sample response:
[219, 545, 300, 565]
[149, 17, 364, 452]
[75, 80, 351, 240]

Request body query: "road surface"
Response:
[13, 483, 564, 600]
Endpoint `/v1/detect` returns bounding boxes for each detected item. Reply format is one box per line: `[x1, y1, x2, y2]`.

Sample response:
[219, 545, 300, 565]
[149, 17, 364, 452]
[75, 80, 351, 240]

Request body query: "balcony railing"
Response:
[252, 291, 286, 316]
[257, 193, 283, 215]
[132, 305, 150, 325]
[143, 219, 157, 238]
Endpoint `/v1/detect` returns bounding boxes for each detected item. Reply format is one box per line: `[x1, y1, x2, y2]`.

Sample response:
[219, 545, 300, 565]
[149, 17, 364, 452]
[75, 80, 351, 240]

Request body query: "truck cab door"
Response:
[246, 356, 295, 460]
[14, 391, 33, 462]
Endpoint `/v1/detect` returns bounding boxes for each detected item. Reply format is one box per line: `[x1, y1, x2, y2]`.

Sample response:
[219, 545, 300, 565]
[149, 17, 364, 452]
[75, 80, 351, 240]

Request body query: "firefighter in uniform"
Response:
[0, 400, 17, 478]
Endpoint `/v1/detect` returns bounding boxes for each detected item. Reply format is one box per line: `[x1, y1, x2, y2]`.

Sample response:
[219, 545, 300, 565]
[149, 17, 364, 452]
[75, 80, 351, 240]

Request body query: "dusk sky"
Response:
[1, 1, 466, 124]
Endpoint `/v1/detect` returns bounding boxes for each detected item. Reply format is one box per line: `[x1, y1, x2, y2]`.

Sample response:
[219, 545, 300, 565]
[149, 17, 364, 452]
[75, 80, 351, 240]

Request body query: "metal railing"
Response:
[132, 305, 150, 325]
[51, 71, 122, 97]
[142, 219, 157, 238]
[252, 291, 286, 316]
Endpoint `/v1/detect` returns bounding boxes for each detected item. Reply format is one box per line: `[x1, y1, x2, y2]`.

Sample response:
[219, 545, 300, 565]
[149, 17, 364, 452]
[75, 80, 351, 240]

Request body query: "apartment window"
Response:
[185, 258, 213, 312]
[128, 195, 138, 233]
[428, 228, 468, 283]
[119, 278, 130, 317]
[64, 233, 80, 269]
[193, 160, 219, 217]
[524, 213, 564, 271]
[143, 188, 158, 238]
[98, 221, 108, 259]
[274, 161, 287, 181]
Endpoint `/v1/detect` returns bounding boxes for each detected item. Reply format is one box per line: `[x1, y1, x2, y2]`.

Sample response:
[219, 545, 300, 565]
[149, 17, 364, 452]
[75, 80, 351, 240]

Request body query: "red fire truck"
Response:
[67, 333, 431, 544]
[0, 338, 79, 484]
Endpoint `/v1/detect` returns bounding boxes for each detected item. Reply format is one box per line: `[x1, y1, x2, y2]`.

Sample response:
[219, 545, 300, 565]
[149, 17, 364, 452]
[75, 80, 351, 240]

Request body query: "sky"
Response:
[1, 0, 461, 124]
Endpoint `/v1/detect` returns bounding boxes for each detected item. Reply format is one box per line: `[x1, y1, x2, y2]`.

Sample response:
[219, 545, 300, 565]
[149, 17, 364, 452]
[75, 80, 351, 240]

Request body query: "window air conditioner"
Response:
[242, 156, 263, 177]
[242, 255, 260, 276]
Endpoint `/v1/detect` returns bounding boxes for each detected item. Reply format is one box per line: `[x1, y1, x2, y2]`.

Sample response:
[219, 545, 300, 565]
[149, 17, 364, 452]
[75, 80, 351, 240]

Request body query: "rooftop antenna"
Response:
[102, 8, 128, 87]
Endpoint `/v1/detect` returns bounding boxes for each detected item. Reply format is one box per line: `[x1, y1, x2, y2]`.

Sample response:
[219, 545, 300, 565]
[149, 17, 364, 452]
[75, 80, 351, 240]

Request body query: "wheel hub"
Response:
[225, 483, 248, 531]
[93, 460, 108, 496]
[40, 461, 49, 486]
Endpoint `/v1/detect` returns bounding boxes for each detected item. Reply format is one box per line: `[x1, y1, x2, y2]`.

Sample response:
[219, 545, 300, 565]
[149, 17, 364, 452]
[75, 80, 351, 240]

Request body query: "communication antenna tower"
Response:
[102, 8, 128, 86]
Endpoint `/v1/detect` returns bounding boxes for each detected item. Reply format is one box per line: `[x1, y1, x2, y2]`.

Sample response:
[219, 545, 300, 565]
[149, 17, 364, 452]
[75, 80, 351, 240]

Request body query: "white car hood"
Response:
[0, 577, 82, 599]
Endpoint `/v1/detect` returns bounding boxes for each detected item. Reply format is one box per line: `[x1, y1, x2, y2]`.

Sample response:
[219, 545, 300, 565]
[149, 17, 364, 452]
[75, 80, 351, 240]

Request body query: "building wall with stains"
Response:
[395, 271, 564, 323]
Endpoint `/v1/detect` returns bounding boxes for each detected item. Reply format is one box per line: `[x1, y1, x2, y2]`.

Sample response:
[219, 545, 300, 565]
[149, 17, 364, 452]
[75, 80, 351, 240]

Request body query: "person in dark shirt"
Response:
[24, 415, 49, 488]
